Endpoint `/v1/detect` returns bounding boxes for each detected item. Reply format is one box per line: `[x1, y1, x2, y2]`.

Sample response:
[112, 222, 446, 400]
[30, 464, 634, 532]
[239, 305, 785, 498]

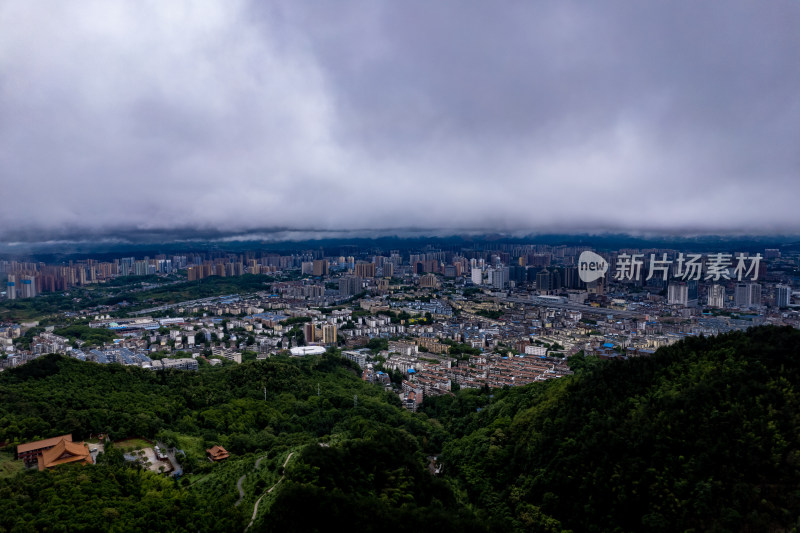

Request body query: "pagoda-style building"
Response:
[206, 445, 230, 462]
[17, 434, 74, 467]
[37, 438, 93, 471]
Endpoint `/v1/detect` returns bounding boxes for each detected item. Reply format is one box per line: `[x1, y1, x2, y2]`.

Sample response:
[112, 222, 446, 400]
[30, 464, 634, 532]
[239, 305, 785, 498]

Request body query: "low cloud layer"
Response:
[1, 1, 798, 242]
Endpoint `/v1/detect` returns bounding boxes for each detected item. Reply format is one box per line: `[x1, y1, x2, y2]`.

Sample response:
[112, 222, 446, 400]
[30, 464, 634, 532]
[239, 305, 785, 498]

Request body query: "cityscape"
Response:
[2, 241, 798, 400]
[1, 0, 799, 531]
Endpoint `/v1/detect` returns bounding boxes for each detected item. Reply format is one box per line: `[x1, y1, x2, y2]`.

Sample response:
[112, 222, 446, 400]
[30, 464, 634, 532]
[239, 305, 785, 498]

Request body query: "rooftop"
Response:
[17, 434, 73, 454]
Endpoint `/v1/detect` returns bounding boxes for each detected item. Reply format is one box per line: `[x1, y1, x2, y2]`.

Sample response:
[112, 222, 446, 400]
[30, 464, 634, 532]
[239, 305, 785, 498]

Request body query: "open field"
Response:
[0, 452, 25, 478]
[113, 438, 153, 452]
[174, 434, 205, 459]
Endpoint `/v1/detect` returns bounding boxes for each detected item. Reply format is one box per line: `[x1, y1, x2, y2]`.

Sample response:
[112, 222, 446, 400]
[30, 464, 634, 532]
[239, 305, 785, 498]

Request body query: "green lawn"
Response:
[113, 438, 153, 452]
[0, 452, 26, 479]
[174, 433, 206, 460]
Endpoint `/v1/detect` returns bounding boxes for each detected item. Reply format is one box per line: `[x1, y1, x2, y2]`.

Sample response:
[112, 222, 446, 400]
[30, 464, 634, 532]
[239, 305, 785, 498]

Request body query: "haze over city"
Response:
[1, 1, 799, 243]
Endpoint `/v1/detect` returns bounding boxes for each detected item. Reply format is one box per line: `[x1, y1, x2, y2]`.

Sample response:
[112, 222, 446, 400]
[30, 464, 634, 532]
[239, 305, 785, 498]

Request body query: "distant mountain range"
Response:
[2, 231, 800, 262]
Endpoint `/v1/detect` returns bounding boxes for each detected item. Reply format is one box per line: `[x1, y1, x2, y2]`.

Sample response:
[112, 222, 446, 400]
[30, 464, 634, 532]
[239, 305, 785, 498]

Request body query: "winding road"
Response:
[254, 454, 268, 470]
[235, 453, 271, 507]
[245, 452, 294, 531]
[235, 476, 246, 507]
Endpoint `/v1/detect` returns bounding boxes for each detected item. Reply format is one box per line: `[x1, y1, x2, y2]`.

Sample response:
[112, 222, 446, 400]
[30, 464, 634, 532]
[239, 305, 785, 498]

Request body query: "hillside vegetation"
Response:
[1, 326, 799, 531]
[424, 326, 800, 531]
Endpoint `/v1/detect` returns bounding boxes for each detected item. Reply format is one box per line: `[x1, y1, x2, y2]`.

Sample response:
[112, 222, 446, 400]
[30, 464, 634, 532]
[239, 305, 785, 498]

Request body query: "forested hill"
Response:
[2, 327, 800, 531]
[0, 352, 478, 532]
[423, 326, 800, 532]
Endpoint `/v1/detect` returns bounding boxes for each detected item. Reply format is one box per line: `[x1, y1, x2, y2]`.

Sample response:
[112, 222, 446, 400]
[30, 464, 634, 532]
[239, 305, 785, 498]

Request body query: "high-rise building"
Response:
[749, 283, 762, 307]
[133, 260, 149, 277]
[707, 284, 725, 308]
[776, 284, 791, 308]
[509, 266, 527, 285]
[550, 268, 562, 290]
[491, 267, 508, 289]
[304, 322, 316, 343]
[667, 283, 688, 306]
[735, 283, 762, 307]
[687, 280, 698, 302]
[536, 269, 551, 292]
[7, 274, 38, 299]
[187, 266, 205, 281]
[6, 274, 16, 300]
[339, 276, 362, 296]
[563, 267, 579, 289]
[23, 275, 37, 298]
[471, 267, 482, 285]
[734, 283, 748, 307]
[120, 257, 135, 276]
[322, 324, 337, 345]
[312, 260, 329, 277]
[354, 262, 375, 278]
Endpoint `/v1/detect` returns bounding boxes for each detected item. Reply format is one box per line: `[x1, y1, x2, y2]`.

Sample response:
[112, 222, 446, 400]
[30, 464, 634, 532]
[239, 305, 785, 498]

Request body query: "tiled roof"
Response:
[206, 445, 230, 460]
[37, 438, 92, 470]
[17, 434, 73, 454]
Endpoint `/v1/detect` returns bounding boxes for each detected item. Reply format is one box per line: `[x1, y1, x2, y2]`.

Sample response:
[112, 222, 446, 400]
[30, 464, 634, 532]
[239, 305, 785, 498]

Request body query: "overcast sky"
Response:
[1, 1, 798, 242]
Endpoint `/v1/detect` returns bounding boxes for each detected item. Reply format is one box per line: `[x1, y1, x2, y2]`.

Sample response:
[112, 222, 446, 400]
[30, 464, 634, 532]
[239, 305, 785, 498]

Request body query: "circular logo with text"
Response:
[578, 251, 608, 283]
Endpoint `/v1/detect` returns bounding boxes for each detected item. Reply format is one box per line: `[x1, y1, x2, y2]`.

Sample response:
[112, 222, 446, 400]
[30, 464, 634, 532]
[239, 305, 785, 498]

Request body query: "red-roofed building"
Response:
[17, 434, 73, 467]
[206, 445, 230, 462]
[37, 438, 93, 471]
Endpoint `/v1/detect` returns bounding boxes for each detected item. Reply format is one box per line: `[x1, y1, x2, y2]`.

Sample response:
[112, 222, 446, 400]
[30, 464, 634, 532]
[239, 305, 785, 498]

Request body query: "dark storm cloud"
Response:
[1, 0, 798, 242]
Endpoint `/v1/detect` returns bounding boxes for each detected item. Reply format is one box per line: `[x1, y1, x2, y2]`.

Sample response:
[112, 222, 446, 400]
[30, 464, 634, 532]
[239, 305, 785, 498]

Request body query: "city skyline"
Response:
[2, 1, 799, 242]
